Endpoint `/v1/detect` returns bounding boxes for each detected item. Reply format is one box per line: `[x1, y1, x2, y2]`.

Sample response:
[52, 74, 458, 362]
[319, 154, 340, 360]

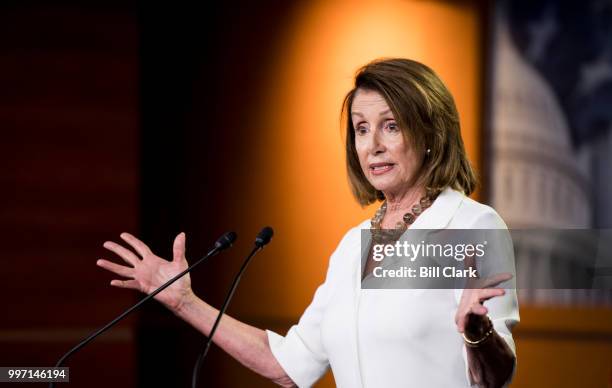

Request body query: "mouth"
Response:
[369, 162, 395, 176]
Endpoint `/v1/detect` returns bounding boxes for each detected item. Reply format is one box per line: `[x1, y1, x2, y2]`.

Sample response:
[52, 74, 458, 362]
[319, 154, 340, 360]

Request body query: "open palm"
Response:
[96, 232, 193, 312]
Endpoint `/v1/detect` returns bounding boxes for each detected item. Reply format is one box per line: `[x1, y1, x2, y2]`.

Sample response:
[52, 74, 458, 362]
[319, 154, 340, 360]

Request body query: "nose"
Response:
[367, 128, 386, 156]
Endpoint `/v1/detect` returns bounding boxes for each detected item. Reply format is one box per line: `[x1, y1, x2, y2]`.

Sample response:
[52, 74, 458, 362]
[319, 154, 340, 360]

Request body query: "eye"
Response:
[384, 121, 399, 132]
[354, 124, 368, 135]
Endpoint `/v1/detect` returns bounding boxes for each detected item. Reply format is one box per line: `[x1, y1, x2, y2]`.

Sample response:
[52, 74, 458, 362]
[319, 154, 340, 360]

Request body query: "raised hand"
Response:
[455, 271, 513, 335]
[96, 232, 194, 313]
[454, 254, 513, 335]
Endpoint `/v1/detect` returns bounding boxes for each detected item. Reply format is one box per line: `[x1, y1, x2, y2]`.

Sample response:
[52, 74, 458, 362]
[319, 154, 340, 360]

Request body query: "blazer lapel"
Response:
[410, 186, 465, 229]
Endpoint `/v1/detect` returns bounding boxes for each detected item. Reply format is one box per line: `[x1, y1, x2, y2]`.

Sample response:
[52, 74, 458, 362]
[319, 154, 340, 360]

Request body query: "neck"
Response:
[384, 185, 425, 212]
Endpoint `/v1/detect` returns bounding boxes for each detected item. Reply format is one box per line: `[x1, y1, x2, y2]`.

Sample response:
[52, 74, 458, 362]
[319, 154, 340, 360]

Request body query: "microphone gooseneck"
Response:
[191, 226, 274, 388]
[49, 231, 237, 388]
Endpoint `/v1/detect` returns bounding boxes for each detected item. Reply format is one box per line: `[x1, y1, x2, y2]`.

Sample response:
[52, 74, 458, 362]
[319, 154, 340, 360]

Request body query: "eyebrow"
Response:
[351, 109, 392, 117]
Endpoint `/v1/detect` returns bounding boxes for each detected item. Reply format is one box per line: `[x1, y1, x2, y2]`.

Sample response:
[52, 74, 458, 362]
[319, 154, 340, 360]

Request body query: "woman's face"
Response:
[351, 88, 423, 197]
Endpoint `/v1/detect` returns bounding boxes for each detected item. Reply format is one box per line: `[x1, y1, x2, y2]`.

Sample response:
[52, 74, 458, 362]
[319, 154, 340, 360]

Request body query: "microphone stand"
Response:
[50, 232, 236, 388]
[191, 227, 273, 388]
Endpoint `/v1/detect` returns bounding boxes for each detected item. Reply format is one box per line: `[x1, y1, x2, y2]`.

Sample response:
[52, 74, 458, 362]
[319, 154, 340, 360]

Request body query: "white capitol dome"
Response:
[490, 19, 592, 229]
[489, 18, 609, 305]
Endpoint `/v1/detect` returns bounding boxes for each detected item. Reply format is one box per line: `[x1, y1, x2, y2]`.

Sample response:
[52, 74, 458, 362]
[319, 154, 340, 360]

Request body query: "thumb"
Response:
[173, 232, 187, 263]
[456, 313, 466, 333]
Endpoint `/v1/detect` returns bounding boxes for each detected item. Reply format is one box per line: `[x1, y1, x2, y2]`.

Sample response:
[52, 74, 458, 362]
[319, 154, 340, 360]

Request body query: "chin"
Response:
[367, 176, 393, 190]
[368, 181, 393, 194]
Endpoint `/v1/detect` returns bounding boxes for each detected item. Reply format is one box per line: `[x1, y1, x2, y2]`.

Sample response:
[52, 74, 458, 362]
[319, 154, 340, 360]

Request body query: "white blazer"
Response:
[266, 187, 519, 387]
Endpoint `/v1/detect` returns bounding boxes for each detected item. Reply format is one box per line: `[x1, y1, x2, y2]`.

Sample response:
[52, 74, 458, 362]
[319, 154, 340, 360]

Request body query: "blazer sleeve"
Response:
[265, 228, 355, 388]
[455, 209, 520, 387]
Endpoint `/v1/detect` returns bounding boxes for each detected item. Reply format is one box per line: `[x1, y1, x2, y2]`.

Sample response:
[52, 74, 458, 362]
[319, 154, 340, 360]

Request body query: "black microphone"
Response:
[255, 226, 274, 248]
[50, 231, 237, 388]
[216, 231, 237, 250]
[191, 227, 274, 388]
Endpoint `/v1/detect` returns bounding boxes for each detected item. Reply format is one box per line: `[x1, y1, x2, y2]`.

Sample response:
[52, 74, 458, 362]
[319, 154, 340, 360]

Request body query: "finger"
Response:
[477, 288, 506, 302]
[96, 259, 134, 278]
[469, 304, 488, 315]
[120, 232, 153, 258]
[103, 241, 140, 266]
[110, 279, 140, 290]
[173, 232, 186, 263]
[481, 272, 513, 288]
[456, 313, 466, 332]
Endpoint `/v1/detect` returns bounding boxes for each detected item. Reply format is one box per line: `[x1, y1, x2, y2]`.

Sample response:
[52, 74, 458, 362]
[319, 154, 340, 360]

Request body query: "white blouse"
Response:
[266, 187, 519, 387]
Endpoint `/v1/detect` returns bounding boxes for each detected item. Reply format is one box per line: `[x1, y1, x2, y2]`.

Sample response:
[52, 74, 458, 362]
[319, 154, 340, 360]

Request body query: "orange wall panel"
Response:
[232, 0, 481, 319]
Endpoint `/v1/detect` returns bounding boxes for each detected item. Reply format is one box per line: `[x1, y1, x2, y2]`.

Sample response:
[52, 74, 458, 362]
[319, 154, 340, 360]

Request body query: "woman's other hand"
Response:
[96, 232, 194, 313]
[455, 272, 513, 335]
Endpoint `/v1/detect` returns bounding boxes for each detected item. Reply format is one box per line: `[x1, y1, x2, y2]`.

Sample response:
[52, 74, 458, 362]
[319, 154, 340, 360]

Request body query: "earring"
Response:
[426, 148, 431, 155]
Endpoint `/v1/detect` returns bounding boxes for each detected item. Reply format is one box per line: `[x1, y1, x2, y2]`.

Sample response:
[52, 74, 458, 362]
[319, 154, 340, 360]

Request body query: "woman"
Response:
[97, 58, 518, 388]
